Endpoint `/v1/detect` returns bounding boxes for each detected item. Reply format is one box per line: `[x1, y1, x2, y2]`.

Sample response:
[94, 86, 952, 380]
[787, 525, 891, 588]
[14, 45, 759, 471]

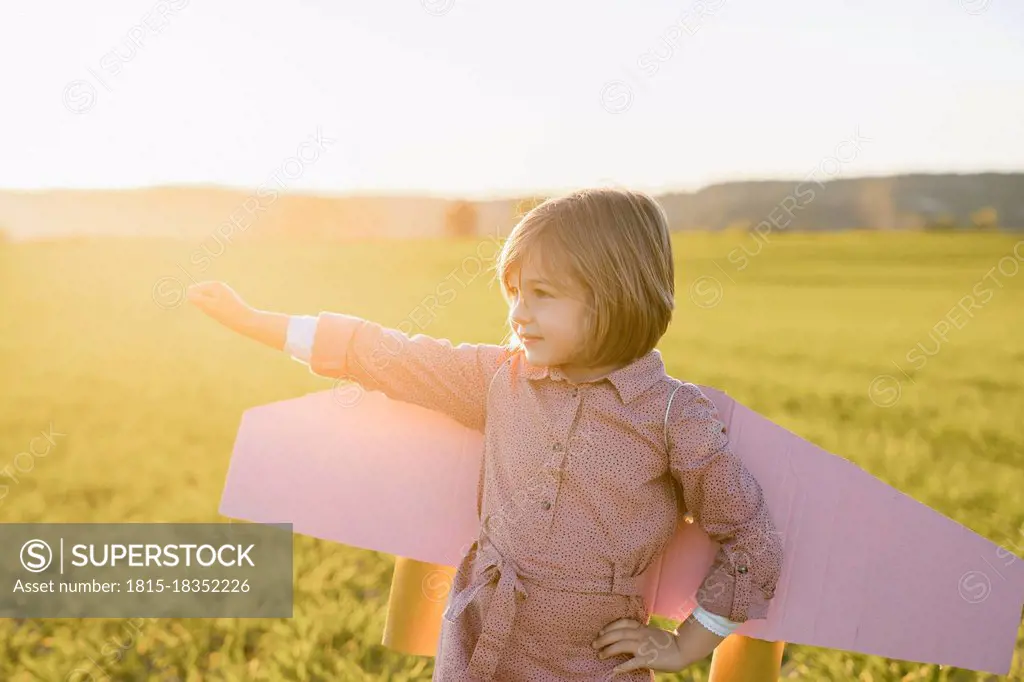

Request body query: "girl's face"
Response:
[506, 257, 589, 370]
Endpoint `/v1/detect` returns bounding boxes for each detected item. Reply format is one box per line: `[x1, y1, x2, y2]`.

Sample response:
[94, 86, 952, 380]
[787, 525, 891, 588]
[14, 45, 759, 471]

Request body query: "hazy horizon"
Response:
[5, 168, 1024, 203]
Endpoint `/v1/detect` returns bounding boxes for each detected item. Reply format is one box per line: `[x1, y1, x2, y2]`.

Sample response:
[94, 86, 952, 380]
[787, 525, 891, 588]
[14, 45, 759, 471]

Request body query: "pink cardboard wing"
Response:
[219, 388, 1024, 676]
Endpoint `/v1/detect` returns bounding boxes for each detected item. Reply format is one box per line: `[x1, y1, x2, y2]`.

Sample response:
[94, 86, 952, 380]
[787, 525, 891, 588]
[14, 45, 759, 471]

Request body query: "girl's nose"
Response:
[510, 298, 531, 329]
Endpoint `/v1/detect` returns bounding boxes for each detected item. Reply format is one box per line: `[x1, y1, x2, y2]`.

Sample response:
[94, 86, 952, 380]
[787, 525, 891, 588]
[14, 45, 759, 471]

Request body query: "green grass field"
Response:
[1, 231, 1022, 681]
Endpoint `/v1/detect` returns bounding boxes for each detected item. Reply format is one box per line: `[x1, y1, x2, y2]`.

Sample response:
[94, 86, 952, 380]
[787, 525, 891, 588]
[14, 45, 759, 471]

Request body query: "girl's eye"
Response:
[507, 285, 551, 299]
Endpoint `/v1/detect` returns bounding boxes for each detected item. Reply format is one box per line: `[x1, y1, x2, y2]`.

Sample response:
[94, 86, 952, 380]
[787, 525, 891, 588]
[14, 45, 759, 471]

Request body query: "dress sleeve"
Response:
[666, 382, 784, 623]
[306, 311, 513, 432]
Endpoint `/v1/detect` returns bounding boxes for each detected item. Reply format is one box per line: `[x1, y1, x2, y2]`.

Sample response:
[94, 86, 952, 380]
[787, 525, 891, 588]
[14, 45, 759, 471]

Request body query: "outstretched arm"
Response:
[186, 281, 514, 432]
[303, 311, 512, 432]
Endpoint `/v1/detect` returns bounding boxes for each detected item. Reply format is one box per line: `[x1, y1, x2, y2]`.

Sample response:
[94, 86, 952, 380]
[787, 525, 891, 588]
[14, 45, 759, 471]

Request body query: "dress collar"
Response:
[523, 348, 667, 404]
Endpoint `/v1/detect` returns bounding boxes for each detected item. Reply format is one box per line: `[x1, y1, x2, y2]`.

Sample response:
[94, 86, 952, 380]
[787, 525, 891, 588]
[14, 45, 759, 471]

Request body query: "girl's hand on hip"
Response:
[592, 618, 686, 674]
[592, 615, 726, 674]
[186, 281, 254, 331]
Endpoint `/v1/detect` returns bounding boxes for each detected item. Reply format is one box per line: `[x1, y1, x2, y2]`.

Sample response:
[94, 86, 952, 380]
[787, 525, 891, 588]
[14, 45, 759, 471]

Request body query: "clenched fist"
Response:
[186, 281, 254, 330]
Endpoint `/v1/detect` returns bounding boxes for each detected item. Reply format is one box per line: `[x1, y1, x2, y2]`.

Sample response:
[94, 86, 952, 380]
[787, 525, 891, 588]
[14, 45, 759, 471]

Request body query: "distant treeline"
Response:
[1, 173, 1021, 242]
[649, 173, 1023, 232]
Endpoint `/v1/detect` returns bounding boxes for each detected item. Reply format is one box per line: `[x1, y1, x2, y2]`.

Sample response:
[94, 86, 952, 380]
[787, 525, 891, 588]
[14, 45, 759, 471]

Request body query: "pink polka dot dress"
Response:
[306, 312, 784, 681]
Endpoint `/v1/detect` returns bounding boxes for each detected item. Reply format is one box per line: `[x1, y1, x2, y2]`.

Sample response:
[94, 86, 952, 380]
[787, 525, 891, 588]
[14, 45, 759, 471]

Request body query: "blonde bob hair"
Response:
[493, 187, 675, 369]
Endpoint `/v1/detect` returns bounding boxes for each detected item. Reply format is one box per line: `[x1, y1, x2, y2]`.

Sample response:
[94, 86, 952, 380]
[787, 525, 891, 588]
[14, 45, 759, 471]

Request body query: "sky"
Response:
[2, 0, 1023, 199]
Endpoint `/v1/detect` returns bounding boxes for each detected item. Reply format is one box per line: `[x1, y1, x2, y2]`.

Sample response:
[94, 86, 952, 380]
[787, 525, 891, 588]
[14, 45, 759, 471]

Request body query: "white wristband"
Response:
[689, 605, 740, 637]
[285, 315, 318, 364]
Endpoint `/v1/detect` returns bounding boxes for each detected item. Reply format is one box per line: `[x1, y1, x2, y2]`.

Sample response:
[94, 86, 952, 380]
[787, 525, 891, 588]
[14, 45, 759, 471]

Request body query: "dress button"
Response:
[552, 442, 563, 452]
[737, 566, 748, 574]
[541, 500, 551, 510]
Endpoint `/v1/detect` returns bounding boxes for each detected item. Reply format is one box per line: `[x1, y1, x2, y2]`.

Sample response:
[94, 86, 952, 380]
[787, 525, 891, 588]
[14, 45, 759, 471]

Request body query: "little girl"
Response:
[188, 187, 784, 681]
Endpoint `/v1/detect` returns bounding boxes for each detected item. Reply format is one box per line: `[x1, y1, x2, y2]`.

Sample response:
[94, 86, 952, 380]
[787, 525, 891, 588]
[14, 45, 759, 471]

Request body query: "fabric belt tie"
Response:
[442, 535, 647, 680]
